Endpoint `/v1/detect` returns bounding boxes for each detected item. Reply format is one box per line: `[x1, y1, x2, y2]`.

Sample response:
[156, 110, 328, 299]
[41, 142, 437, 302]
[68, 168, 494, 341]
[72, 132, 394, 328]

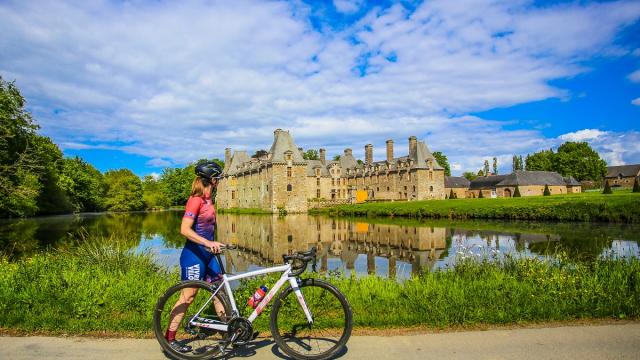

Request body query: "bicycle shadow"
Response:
[219, 338, 349, 360]
[161, 339, 349, 359]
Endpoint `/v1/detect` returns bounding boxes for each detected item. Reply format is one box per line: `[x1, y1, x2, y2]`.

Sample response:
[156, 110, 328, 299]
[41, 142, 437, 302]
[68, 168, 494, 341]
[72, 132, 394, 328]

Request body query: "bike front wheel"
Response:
[153, 280, 231, 360]
[270, 278, 352, 360]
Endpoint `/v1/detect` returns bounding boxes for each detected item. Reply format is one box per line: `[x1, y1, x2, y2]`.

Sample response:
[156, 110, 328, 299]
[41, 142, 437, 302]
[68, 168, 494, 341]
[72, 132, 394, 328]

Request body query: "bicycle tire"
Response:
[270, 278, 352, 360]
[153, 280, 231, 360]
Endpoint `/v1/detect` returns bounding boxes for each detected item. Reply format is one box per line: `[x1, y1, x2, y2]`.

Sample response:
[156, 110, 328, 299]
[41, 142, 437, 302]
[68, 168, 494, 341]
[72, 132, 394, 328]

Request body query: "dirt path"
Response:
[1, 323, 638, 359]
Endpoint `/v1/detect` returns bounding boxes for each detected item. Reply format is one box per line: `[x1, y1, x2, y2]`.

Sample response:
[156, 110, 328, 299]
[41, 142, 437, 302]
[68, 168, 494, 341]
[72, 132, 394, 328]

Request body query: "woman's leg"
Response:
[167, 287, 198, 332]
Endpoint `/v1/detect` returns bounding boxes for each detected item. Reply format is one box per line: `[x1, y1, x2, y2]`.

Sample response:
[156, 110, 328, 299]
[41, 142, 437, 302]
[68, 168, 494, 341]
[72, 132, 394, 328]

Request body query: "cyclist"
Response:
[165, 161, 226, 352]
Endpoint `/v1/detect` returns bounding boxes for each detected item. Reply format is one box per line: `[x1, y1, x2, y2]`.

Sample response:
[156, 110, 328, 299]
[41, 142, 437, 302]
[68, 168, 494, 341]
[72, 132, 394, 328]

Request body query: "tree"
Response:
[142, 175, 170, 210]
[303, 149, 319, 160]
[602, 180, 613, 194]
[478, 190, 484, 198]
[477, 169, 484, 177]
[492, 157, 498, 175]
[58, 157, 105, 212]
[512, 155, 524, 172]
[543, 184, 551, 196]
[513, 185, 522, 197]
[554, 142, 607, 182]
[462, 171, 477, 181]
[449, 189, 455, 199]
[432, 151, 451, 176]
[633, 177, 640, 193]
[1, 77, 44, 217]
[160, 166, 194, 206]
[103, 169, 144, 211]
[333, 155, 341, 161]
[483, 160, 490, 176]
[525, 149, 554, 172]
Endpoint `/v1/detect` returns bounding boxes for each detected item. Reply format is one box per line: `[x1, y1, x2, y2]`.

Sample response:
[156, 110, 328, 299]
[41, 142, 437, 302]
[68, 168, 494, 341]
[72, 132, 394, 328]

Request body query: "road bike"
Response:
[153, 246, 352, 360]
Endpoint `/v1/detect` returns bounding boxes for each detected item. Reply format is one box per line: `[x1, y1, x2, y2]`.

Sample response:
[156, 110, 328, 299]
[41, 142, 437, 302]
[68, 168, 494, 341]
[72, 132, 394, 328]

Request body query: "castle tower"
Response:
[319, 148, 326, 165]
[409, 136, 417, 159]
[386, 139, 394, 162]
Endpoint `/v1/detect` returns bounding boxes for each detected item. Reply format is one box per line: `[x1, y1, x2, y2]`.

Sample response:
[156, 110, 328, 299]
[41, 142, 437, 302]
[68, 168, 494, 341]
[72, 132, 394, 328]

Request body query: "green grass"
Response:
[1, 241, 638, 335]
[310, 191, 640, 223]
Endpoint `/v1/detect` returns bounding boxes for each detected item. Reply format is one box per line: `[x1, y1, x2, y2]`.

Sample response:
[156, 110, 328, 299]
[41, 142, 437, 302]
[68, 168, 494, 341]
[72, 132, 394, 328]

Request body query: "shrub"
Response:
[478, 191, 484, 198]
[543, 184, 551, 196]
[513, 185, 522, 197]
[633, 177, 640, 193]
[603, 181, 613, 194]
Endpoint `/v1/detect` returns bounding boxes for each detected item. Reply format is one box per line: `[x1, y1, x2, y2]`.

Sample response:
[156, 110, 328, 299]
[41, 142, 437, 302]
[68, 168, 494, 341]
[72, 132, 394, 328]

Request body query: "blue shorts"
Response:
[179, 244, 222, 281]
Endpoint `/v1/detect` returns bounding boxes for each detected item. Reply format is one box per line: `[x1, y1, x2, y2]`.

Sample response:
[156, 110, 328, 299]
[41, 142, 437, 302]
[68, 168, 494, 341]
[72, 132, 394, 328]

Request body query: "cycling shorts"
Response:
[179, 245, 222, 281]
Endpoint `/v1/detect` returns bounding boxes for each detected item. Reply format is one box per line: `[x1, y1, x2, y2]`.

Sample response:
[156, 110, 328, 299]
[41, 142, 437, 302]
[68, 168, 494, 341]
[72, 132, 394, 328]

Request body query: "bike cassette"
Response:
[227, 317, 253, 343]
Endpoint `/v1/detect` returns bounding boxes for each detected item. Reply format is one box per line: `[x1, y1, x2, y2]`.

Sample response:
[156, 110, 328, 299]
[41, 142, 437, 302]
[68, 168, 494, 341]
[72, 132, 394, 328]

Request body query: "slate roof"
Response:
[497, 171, 567, 186]
[269, 129, 305, 163]
[306, 160, 330, 176]
[606, 164, 640, 178]
[469, 171, 582, 189]
[469, 175, 509, 190]
[445, 176, 470, 188]
[564, 176, 581, 186]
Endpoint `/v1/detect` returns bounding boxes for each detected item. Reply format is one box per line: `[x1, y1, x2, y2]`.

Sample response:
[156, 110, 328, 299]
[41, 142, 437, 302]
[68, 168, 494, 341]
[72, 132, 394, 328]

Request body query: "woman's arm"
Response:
[180, 217, 222, 253]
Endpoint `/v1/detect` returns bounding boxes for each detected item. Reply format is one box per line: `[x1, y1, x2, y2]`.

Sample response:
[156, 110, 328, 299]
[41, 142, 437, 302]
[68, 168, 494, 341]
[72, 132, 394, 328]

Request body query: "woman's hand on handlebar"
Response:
[206, 240, 223, 253]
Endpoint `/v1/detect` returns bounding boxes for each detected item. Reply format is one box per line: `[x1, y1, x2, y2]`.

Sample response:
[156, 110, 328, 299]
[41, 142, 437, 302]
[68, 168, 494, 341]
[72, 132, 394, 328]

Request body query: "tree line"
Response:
[462, 142, 607, 182]
[1, 77, 221, 218]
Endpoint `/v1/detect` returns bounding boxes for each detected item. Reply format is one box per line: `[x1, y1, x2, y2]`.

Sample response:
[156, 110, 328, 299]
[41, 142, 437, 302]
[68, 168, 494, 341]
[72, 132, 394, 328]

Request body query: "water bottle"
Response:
[248, 285, 268, 308]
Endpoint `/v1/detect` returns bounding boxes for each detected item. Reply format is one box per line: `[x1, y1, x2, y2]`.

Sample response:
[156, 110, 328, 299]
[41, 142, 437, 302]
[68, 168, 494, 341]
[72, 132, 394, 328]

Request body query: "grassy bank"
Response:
[310, 192, 640, 223]
[217, 207, 273, 215]
[1, 243, 638, 335]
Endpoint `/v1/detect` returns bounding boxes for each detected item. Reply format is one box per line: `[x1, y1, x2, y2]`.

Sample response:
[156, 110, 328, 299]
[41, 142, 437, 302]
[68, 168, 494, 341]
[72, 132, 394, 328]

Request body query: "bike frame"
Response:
[187, 262, 313, 332]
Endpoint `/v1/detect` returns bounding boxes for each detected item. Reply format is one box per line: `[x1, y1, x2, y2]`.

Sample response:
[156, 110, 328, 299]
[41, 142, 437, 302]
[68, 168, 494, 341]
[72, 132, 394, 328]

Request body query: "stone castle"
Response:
[216, 129, 446, 213]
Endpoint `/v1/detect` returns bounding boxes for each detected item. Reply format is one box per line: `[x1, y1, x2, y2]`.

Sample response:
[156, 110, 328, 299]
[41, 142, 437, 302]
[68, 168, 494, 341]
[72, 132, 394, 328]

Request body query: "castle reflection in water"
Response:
[216, 214, 448, 279]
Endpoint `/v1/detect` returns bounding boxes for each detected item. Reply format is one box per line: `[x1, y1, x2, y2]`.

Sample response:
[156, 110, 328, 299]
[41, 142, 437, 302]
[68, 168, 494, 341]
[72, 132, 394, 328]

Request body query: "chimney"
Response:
[319, 148, 326, 165]
[409, 136, 417, 159]
[344, 148, 352, 157]
[298, 147, 304, 158]
[365, 144, 373, 165]
[386, 139, 394, 163]
[224, 148, 231, 168]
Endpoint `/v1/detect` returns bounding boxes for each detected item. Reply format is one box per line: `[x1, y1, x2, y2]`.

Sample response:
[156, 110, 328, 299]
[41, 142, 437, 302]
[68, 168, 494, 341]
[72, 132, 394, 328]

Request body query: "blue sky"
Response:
[1, 0, 639, 177]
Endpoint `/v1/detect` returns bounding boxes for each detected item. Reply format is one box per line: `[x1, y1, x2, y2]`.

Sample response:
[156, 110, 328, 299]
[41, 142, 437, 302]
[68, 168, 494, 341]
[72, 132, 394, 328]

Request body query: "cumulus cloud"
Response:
[632, 97, 640, 106]
[629, 70, 640, 83]
[0, 0, 639, 173]
[146, 158, 172, 168]
[559, 129, 607, 142]
[557, 129, 640, 166]
[333, 0, 363, 14]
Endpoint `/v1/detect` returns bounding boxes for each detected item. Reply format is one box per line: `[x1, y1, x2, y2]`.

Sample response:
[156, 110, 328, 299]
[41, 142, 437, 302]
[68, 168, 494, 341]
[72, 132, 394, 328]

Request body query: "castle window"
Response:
[413, 185, 416, 192]
[287, 167, 292, 177]
[231, 191, 236, 200]
[287, 184, 292, 192]
[387, 186, 390, 191]
[317, 189, 320, 198]
[286, 153, 292, 161]
[430, 186, 433, 192]
[317, 178, 320, 186]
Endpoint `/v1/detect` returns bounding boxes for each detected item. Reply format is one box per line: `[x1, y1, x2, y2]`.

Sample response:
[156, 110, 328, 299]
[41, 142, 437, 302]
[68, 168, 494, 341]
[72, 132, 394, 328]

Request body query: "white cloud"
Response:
[632, 97, 640, 106]
[629, 70, 640, 83]
[333, 0, 363, 14]
[557, 129, 640, 166]
[0, 0, 639, 172]
[559, 129, 607, 142]
[146, 158, 172, 168]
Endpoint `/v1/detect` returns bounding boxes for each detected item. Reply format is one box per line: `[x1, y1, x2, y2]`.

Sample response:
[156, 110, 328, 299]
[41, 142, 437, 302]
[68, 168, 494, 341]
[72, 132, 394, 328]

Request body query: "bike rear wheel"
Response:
[270, 278, 352, 360]
[153, 280, 231, 360]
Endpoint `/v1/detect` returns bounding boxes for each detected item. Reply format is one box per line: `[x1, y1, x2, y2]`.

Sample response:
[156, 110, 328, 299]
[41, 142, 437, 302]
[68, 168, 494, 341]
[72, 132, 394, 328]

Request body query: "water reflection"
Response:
[1, 211, 639, 281]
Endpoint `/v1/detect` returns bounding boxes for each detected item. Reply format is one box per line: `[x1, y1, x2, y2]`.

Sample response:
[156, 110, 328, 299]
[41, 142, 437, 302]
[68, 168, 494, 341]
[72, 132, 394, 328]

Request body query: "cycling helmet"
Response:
[195, 161, 223, 181]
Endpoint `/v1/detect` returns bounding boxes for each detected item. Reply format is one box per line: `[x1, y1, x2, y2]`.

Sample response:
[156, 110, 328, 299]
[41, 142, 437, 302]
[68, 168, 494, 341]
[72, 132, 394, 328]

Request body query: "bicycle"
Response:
[153, 246, 353, 360]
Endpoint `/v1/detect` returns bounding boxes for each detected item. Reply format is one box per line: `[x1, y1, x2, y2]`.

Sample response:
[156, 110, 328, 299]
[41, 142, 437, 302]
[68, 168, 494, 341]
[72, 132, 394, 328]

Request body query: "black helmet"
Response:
[195, 161, 223, 181]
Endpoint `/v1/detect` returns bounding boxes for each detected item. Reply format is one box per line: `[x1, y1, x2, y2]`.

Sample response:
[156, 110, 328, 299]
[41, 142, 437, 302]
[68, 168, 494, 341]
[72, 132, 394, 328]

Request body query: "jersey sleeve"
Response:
[183, 197, 203, 219]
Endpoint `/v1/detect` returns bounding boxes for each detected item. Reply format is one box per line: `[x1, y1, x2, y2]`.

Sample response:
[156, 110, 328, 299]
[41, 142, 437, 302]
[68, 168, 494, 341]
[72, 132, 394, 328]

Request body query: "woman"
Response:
[165, 161, 226, 352]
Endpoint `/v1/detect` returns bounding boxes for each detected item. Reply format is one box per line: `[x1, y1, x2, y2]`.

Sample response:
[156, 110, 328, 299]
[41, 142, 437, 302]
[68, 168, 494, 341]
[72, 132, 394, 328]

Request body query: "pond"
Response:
[1, 211, 638, 280]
